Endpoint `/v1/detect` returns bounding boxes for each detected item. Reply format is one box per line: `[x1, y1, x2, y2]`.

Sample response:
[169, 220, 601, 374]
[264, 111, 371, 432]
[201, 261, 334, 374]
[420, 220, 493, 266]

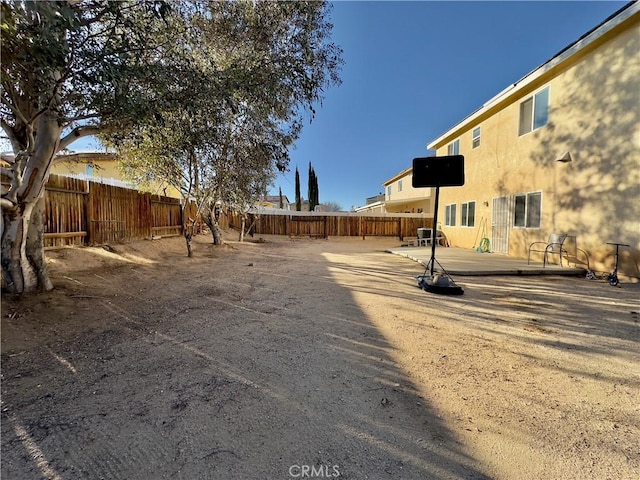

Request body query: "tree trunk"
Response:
[184, 232, 193, 257]
[202, 209, 223, 245]
[1, 114, 60, 294]
[180, 204, 193, 257]
[211, 222, 222, 245]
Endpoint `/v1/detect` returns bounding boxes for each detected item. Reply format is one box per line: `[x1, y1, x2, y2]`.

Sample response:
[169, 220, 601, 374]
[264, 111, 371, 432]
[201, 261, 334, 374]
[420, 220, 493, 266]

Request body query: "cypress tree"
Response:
[314, 170, 319, 207]
[308, 162, 315, 212]
[279, 187, 283, 209]
[295, 167, 301, 211]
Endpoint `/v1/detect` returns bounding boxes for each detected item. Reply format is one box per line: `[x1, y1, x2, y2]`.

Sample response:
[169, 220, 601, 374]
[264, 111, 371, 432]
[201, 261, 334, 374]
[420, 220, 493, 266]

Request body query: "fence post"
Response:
[398, 218, 403, 241]
[324, 216, 328, 239]
[85, 179, 94, 245]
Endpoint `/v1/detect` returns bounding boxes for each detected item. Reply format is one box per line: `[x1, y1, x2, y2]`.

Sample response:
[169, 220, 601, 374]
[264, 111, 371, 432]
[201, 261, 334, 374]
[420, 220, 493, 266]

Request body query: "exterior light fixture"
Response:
[556, 151, 572, 163]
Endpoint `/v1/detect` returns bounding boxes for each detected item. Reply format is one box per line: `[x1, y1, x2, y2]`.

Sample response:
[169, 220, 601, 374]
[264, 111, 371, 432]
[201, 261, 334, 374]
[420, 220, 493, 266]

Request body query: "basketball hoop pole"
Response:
[429, 184, 440, 276]
[412, 155, 464, 295]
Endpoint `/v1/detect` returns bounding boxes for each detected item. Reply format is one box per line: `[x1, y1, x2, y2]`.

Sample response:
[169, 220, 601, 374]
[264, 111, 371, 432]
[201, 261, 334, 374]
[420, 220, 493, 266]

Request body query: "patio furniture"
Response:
[528, 233, 590, 269]
[410, 230, 447, 247]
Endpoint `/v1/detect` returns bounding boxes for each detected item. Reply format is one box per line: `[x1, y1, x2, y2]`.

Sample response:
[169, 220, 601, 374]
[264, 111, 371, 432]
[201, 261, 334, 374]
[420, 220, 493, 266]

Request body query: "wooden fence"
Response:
[228, 211, 433, 240]
[42, 174, 432, 247]
[43, 174, 205, 248]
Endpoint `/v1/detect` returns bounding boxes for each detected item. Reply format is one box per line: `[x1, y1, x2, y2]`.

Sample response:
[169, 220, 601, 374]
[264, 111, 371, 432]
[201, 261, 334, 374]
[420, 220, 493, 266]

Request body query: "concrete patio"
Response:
[386, 245, 587, 276]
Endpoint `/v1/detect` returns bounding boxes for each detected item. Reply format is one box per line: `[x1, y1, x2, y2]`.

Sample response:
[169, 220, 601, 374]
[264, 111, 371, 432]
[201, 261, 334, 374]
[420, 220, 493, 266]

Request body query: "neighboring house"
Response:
[354, 167, 434, 215]
[257, 195, 291, 210]
[354, 194, 385, 213]
[426, 2, 639, 276]
[287, 200, 310, 212]
[50, 151, 182, 198]
[382, 166, 433, 214]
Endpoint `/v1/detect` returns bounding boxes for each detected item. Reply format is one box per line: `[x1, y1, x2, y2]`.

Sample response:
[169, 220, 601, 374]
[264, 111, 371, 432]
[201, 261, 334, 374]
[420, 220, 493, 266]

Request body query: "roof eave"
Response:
[382, 166, 413, 186]
[427, 2, 639, 150]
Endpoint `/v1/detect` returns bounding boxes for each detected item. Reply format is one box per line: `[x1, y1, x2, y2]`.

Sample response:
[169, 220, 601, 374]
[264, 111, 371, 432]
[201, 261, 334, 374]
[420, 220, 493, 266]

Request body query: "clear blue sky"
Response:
[272, 0, 627, 210]
[63, 1, 627, 210]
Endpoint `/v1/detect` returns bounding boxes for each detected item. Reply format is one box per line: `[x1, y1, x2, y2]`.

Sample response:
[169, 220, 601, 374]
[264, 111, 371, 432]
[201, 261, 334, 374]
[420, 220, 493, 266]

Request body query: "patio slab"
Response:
[386, 245, 587, 276]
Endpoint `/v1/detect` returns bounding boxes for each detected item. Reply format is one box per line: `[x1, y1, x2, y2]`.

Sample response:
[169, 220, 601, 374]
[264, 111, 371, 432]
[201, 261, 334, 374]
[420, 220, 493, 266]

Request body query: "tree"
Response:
[279, 187, 284, 209]
[308, 162, 318, 212]
[1, 1, 188, 293]
[295, 167, 302, 211]
[323, 201, 342, 212]
[314, 170, 320, 209]
[1, 0, 342, 291]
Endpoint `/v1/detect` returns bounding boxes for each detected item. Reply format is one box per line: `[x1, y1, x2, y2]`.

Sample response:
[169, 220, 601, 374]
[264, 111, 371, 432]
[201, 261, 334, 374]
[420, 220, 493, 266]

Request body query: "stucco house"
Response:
[257, 194, 291, 210]
[51, 150, 182, 198]
[382, 166, 433, 214]
[355, 168, 434, 214]
[426, 2, 639, 277]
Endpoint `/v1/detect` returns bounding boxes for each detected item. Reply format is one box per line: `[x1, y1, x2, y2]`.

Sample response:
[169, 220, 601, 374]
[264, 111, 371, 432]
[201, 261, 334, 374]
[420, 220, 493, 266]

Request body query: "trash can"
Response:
[417, 228, 431, 239]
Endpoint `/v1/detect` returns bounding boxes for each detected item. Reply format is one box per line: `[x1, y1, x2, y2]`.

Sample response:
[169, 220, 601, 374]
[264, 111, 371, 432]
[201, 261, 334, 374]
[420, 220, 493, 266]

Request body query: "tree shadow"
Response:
[526, 25, 640, 276]
[1, 239, 493, 480]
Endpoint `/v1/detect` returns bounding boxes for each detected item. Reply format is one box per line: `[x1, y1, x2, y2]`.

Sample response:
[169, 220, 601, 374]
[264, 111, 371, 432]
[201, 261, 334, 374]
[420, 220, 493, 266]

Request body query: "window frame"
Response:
[472, 126, 481, 149]
[387, 185, 392, 199]
[445, 203, 457, 227]
[513, 192, 542, 228]
[398, 179, 403, 192]
[518, 86, 550, 136]
[447, 139, 460, 155]
[461, 201, 476, 227]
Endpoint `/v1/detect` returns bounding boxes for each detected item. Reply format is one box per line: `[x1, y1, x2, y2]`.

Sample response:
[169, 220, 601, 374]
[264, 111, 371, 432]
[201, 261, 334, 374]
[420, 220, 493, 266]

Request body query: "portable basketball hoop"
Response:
[412, 155, 465, 296]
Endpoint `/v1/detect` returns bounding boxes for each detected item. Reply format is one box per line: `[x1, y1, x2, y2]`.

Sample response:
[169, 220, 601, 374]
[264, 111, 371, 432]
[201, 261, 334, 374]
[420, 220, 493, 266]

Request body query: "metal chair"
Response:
[528, 233, 568, 267]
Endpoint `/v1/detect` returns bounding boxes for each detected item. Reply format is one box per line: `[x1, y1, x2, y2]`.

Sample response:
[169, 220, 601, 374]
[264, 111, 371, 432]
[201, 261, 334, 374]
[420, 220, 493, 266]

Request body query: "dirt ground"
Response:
[1, 232, 638, 480]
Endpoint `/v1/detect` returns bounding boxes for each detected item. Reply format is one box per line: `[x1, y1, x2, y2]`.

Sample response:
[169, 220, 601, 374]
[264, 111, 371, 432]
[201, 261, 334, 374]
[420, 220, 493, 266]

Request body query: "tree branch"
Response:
[1, 97, 30, 127]
[59, 125, 103, 151]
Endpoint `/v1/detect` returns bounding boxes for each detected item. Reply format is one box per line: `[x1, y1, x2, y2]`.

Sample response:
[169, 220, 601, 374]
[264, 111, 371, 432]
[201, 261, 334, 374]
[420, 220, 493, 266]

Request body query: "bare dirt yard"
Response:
[1, 233, 639, 480]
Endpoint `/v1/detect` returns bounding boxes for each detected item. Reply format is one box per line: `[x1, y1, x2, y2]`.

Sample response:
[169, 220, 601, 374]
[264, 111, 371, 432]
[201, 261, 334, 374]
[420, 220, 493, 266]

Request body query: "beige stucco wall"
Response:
[52, 158, 182, 199]
[431, 13, 640, 277]
[384, 170, 433, 214]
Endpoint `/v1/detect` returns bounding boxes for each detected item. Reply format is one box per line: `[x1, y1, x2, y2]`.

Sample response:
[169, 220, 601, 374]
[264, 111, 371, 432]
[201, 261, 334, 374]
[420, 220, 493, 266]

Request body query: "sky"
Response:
[63, 1, 628, 210]
[269, 0, 628, 210]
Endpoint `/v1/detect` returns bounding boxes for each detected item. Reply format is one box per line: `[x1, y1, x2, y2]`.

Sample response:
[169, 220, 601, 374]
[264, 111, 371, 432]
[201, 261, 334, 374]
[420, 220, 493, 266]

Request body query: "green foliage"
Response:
[308, 162, 319, 212]
[0, 0, 342, 288]
[1, 0, 189, 154]
[295, 167, 301, 211]
[107, 1, 342, 213]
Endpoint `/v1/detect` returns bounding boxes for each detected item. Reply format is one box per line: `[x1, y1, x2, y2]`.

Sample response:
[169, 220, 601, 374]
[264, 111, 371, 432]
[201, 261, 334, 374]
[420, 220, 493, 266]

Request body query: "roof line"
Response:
[427, 1, 638, 150]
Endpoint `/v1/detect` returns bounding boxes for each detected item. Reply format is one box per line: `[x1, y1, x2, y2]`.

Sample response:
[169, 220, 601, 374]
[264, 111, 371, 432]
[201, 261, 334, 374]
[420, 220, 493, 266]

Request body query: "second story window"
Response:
[519, 86, 549, 136]
[85, 164, 94, 176]
[472, 127, 481, 148]
[447, 139, 459, 155]
[398, 180, 403, 192]
[387, 185, 392, 198]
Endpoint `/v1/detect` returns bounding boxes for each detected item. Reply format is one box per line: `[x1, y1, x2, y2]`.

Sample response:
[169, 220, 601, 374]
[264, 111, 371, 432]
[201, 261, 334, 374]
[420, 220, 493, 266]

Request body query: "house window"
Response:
[85, 164, 94, 176]
[445, 204, 457, 226]
[461, 201, 476, 227]
[514, 192, 541, 228]
[447, 139, 459, 155]
[398, 180, 403, 192]
[387, 185, 392, 198]
[472, 127, 481, 148]
[519, 86, 549, 136]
